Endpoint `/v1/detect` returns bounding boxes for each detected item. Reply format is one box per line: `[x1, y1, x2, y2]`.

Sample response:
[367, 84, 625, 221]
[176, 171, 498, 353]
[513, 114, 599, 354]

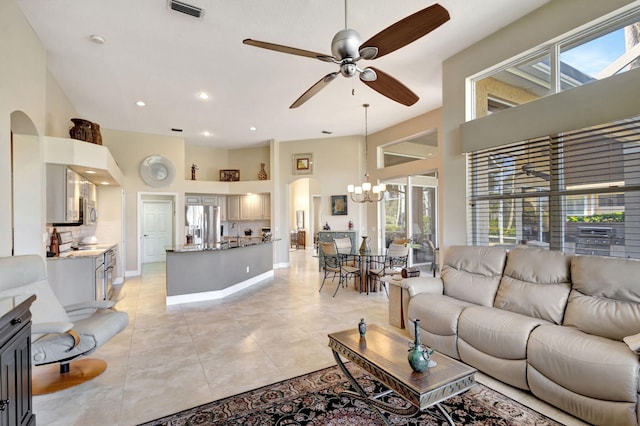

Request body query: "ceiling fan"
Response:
[242, 2, 450, 108]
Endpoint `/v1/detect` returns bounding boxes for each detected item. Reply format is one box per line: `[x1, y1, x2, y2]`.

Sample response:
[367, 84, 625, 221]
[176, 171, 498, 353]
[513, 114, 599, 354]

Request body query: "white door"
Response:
[142, 201, 173, 263]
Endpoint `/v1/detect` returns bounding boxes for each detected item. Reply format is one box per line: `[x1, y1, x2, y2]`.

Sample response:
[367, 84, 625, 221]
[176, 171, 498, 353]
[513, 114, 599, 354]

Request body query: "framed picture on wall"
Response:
[331, 195, 348, 215]
[292, 153, 313, 175]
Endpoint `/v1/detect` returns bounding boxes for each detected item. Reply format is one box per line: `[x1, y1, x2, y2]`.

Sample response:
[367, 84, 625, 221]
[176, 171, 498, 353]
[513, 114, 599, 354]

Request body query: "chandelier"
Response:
[347, 103, 386, 203]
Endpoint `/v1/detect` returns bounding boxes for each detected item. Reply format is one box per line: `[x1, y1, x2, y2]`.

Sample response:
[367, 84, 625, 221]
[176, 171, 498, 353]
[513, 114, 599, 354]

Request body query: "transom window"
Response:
[471, 7, 640, 119]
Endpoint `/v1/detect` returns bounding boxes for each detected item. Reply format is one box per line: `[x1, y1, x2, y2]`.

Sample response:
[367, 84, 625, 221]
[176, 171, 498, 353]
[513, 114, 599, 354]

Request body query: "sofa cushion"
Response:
[528, 324, 639, 403]
[408, 294, 473, 337]
[564, 255, 640, 340]
[441, 246, 507, 306]
[458, 306, 546, 360]
[494, 248, 572, 324]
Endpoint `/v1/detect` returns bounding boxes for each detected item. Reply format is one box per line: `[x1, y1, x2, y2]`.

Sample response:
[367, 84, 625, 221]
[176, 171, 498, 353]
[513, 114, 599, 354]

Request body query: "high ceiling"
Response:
[17, 0, 549, 149]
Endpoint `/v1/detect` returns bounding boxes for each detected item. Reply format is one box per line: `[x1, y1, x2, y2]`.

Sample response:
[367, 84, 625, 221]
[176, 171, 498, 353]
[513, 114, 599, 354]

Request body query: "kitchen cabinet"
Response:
[240, 195, 260, 220]
[0, 296, 36, 426]
[185, 195, 201, 205]
[227, 196, 240, 221]
[46, 164, 82, 225]
[47, 257, 97, 306]
[202, 195, 226, 221]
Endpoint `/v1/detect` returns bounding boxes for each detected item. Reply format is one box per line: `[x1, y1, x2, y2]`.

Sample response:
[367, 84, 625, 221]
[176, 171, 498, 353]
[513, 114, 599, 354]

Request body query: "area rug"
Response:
[139, 363, 561, 425]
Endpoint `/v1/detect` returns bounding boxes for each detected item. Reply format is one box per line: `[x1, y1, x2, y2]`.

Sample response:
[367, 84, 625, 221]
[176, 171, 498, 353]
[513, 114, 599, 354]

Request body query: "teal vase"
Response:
[408, 319, 431, 373]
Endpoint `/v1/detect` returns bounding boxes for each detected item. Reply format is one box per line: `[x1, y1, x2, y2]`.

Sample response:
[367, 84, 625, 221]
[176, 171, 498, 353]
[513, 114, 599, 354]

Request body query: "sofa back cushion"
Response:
[564, 255, 640, 341]
[441, 246, 507, 306]
[494, 248, 572, 324]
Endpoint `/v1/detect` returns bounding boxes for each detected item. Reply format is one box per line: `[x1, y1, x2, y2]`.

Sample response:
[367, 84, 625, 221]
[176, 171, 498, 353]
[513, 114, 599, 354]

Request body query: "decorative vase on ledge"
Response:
[69, 118, 94, 143]
[258, 163, 268, 180]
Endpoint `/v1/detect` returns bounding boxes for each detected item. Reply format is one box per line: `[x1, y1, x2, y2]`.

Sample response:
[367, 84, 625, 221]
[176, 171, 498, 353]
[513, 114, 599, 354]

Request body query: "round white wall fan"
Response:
[140, 155, 176, 187]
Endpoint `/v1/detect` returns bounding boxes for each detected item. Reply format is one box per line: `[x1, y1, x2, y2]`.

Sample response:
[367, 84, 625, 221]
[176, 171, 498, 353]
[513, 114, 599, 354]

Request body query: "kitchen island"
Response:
[165, 239, 277, 305]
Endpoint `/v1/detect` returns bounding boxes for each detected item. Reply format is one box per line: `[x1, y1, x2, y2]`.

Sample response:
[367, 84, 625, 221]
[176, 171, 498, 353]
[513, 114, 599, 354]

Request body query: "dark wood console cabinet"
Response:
[0, 295, 36, 426]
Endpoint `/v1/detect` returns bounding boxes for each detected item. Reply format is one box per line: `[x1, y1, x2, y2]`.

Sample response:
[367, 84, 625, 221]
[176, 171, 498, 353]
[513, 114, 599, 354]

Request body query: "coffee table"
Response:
[328, 324, 476, 425]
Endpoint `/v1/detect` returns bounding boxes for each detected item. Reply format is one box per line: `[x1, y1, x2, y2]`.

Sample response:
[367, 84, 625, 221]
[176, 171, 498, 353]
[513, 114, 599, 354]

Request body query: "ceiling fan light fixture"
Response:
[360, 68, 377, 82]
[358, 46, 378, 60]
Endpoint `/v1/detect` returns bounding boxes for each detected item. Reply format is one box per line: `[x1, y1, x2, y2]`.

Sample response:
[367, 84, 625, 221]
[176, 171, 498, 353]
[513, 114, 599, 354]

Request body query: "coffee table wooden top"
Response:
[328, 324, 476, 409]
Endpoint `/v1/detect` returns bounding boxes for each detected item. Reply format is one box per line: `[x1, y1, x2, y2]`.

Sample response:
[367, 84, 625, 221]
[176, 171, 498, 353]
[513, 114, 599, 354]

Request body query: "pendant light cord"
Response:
[363, 103, 369, 180]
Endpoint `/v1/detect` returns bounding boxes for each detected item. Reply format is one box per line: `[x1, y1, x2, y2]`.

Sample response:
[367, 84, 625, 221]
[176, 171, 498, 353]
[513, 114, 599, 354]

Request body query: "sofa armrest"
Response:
[400, 276, 444, 297]
[623, 333, 640, 354]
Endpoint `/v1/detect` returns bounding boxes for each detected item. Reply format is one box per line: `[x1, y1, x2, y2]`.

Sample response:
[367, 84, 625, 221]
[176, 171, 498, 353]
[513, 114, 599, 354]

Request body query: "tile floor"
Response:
[33, 249, 586, 425]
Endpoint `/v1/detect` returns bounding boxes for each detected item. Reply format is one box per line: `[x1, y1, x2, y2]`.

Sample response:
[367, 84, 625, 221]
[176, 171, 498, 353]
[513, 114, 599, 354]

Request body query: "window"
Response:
[469, 115, 640, 258]
[471, 7, 640, 119]
[380, 130, 437, 167]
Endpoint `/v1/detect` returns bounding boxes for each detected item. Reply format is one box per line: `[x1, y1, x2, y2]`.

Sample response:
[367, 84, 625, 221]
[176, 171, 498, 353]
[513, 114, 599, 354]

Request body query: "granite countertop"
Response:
[49, 243, 117, 260]
[167, 238, 279, 253]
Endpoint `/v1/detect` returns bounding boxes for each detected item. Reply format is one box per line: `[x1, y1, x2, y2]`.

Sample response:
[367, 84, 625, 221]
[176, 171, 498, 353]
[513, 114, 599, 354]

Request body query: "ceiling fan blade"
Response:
[360, 4, 450, 59]
[243, 39, 334, 61]
[361, 67, 418, 106]
[290, 72, 339, 109]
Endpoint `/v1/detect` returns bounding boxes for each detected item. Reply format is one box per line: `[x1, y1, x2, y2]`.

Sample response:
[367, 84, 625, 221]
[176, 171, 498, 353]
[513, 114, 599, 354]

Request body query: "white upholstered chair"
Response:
[0, 254, 129, 394]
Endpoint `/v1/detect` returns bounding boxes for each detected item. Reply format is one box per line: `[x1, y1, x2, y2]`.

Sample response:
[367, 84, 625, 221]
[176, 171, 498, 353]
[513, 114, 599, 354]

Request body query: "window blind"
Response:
[468, 115, 640, 258]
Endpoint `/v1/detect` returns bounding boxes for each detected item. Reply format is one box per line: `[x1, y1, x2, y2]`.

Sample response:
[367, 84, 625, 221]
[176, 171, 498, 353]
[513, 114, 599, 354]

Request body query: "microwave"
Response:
[83, 199, 98, 225]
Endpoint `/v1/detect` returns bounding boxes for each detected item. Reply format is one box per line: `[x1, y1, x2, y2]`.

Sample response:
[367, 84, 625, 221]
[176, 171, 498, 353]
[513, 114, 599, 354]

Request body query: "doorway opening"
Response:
[138, 193, 177, 271]
[380, 174, 438, 268]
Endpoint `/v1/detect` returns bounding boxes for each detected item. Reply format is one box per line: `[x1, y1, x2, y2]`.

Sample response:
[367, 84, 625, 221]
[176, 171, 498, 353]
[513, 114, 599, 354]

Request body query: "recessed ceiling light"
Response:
[203, 131, 211, 137]
[101, 182, 110, 185]
[89, 34, 105, 44]
[85, 170, 96, 174]
[249, 126, 257, 131]
[136, 100, 146, 107]
[198, 92, 209, 100]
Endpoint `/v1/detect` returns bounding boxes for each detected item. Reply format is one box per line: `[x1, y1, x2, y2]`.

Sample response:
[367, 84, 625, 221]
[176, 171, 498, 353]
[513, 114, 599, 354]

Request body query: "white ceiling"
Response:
[17, 0, 549, 149]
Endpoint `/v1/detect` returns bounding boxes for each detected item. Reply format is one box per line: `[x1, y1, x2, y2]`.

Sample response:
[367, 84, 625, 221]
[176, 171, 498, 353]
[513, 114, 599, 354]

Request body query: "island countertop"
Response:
[165, 239, 278, 305]
[166, 238, 279, 253]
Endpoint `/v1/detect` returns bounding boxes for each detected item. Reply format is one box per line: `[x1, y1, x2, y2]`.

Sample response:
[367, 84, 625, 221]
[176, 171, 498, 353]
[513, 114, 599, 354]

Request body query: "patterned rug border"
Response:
[138, 363, 562, 425]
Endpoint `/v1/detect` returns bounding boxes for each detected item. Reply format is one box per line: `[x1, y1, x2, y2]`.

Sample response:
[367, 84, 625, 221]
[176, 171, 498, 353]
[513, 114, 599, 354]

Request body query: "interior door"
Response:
[142, 200, 173, 263]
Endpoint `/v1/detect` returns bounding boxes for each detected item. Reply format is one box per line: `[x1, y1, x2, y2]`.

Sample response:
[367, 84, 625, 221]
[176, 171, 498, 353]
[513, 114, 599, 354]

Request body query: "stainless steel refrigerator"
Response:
[185, 204, 221, 246]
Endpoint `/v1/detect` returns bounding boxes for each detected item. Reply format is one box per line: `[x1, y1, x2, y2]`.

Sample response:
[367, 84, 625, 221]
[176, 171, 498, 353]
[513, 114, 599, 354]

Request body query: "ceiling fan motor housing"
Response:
[331, 29, 362, 60]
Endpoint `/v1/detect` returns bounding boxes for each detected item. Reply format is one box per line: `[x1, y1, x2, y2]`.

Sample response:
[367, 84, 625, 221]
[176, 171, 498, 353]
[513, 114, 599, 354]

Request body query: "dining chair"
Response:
[334, 236, 358, 267]
[319, 242, 360, 297]
[368, 243, 409, 296]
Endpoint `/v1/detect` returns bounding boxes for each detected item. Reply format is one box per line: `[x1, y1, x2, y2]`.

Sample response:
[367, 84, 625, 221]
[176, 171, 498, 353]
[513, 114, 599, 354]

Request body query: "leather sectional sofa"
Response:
[389, 245, 640, 426]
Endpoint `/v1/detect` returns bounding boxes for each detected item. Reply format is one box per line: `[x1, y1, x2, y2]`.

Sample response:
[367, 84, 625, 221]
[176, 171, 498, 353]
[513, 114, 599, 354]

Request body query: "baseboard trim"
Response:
[166, 270, 274, 305]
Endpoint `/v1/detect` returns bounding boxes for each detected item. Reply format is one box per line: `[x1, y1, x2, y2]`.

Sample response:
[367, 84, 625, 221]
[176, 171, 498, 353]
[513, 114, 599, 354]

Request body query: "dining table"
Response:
[340, 249, 388, 293]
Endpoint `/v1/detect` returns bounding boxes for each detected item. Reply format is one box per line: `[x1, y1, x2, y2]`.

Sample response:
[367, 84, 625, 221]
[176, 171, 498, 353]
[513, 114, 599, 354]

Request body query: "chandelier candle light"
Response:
[347, 103, 386, 203]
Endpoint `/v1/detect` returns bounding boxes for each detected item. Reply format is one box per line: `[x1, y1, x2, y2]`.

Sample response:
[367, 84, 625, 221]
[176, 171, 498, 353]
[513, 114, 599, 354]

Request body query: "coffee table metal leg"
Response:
[436, 403, 455, 426]
[332, 350, 423, 425]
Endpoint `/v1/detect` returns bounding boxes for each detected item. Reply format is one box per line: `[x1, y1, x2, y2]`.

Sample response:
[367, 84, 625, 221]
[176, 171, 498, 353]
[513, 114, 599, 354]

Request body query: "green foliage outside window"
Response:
[567, 212, 624, 223]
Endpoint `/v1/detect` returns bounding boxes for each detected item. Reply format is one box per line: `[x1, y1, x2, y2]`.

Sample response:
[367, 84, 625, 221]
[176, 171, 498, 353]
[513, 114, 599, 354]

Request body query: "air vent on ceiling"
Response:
[169, 0, 204, 19]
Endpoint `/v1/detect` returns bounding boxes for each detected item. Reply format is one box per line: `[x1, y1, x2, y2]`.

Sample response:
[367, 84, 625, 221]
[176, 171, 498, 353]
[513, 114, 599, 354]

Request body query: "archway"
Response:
[288, 177, 321, 254]
[10, 110, 41, 256]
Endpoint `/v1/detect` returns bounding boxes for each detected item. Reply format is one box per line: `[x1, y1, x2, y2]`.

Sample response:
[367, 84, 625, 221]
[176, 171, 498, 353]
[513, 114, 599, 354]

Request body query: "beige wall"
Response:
[274, 135, 362, 266]
[45, 69, 79, 138]
[0, 0, 47, 256]
[441, 0, 638, 248]
[101, 128, 185, 272]
[228, 146, 270, 182]
[184, 144, 229, 181]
